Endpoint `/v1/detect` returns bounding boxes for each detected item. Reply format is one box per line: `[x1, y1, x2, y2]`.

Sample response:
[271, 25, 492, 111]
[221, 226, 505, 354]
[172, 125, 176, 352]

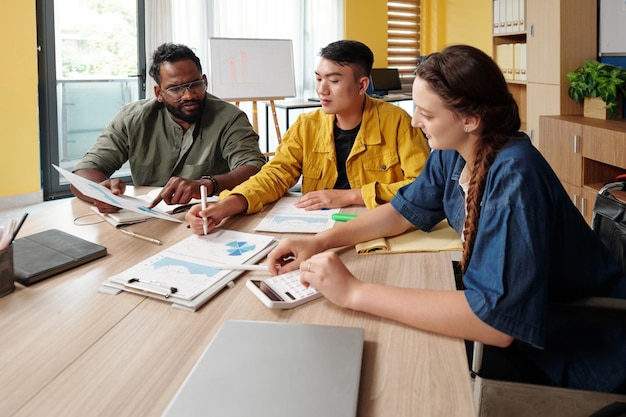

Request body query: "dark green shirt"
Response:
[73, 94, 266, 186]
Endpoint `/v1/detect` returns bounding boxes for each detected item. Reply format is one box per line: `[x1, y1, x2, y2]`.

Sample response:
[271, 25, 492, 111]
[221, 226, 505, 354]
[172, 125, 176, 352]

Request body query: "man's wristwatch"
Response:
[201, 175, 219, 196]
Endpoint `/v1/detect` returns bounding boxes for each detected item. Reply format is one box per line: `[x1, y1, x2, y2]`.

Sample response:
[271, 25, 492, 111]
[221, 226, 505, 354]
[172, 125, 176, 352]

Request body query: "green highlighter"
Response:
[331, 213, 358, 222]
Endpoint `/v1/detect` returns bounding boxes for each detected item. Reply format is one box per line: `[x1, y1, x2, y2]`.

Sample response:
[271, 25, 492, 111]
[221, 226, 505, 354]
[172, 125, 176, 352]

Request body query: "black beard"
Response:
[163, 98, 204, 124]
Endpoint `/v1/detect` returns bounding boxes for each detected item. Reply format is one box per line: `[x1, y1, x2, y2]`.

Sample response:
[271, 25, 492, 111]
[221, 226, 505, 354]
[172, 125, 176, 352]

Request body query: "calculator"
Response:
[246, 270, 323, 309]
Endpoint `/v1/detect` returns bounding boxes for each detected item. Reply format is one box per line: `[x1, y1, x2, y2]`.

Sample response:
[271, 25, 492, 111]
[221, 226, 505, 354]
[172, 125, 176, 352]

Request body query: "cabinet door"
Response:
[582, 125, 626, 169]
[581, 186, 598, 226]
[562, 181, 583, 216]
[527, 83, 560, 148]
[539, 116, 582, 185]
[526, 0, 559, 84]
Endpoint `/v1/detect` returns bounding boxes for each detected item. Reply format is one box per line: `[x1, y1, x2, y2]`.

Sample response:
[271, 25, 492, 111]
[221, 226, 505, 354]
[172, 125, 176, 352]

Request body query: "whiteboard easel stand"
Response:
[208, 38, 296, 155]
[232, 98, 284, 156]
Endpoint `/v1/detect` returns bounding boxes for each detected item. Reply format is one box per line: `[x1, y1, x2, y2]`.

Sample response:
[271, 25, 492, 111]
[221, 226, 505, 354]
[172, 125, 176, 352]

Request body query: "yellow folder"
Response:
[355, 220, 463, 255]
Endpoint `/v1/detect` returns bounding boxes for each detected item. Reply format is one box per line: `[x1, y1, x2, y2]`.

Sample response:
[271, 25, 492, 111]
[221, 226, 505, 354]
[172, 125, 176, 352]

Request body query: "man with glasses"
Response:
[71, 43, 266, 212]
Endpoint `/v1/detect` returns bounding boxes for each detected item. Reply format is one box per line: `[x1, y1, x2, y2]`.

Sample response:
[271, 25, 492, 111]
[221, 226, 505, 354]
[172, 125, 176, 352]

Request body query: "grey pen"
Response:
[120, 228, 162, 245]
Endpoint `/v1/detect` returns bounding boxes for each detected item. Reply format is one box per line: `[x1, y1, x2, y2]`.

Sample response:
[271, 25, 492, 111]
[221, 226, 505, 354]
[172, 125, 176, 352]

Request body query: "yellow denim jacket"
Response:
[221, 95, 429, 213]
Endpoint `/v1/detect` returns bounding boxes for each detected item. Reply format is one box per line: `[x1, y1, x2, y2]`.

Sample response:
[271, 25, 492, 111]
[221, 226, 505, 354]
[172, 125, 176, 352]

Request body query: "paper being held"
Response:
[53, 165, 182, 223]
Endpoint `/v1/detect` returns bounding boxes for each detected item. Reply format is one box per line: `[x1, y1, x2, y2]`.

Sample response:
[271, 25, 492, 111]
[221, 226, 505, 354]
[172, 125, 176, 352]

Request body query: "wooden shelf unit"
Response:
[493, 0, 597, 150]
[493, 28, 527, 131]
[540, 115, 626, 225]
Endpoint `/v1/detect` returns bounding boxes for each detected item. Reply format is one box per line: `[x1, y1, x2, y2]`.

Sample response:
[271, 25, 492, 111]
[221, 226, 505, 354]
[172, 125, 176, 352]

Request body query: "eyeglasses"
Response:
[161, 78, 207, 102]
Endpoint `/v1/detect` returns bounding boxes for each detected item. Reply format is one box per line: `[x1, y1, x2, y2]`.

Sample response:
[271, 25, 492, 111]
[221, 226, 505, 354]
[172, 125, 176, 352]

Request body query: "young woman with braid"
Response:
[266, 45, 626, 393]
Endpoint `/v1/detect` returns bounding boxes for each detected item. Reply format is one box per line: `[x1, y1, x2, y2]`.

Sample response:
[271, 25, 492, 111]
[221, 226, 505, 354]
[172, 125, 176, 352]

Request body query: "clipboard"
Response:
[99, 230, 277, 312]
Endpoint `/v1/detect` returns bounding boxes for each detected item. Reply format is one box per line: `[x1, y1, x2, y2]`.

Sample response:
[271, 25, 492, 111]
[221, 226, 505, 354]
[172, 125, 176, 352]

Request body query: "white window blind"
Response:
[387, 0, 420, 91]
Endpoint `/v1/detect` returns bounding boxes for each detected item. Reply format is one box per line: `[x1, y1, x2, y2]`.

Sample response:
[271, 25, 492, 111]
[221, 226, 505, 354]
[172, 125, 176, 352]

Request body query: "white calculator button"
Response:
[268, 272, 318, 301]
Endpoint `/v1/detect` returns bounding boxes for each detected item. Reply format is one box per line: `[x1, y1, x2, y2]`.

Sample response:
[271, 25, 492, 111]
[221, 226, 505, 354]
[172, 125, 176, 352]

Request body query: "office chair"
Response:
[472, 180, 626, 417]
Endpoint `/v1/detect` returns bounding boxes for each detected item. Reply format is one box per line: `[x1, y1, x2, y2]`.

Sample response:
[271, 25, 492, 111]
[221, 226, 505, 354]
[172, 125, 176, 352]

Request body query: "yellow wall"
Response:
[344, 0, 388, 67]
[421, 0, 492, 56]
[1, 0, 492, 200]
[0, 3, 40, 198]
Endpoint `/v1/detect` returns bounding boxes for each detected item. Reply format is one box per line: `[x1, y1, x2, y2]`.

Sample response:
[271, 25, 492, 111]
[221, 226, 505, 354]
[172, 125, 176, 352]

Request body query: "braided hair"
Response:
[415, 45, 521, 272]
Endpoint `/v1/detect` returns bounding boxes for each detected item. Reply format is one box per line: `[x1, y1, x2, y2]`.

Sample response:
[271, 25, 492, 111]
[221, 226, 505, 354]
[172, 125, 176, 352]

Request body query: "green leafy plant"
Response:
[567, 60, 626, 118]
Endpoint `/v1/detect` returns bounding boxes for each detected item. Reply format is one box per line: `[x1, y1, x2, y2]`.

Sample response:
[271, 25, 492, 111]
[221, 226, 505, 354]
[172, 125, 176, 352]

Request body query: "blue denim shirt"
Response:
[391, 134, 626, 391]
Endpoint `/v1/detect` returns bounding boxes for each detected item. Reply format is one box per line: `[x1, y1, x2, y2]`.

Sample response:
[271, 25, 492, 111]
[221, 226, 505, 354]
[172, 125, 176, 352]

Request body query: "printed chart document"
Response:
[53, 165, 181, 223]
[100, 229, 277, 311]
[254, 196, 339, 233]
[90, 188, 211, 227]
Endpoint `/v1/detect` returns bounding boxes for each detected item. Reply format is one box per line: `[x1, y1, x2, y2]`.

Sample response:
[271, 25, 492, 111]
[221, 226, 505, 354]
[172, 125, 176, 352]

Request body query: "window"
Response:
[387, 0, 420, 91]
[37, 0, 146, 199]
[166, 0, 342, 100]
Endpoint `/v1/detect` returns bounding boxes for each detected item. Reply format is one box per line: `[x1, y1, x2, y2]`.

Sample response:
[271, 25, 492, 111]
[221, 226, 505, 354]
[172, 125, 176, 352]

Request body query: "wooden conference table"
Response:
[0, 190, 475, 417]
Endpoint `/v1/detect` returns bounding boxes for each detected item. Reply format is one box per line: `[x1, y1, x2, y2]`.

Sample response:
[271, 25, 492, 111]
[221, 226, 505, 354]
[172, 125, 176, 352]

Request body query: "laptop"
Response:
[13, 229, 107, 286]
[162, 320, 365, 417]
[369, 68, 402, 96]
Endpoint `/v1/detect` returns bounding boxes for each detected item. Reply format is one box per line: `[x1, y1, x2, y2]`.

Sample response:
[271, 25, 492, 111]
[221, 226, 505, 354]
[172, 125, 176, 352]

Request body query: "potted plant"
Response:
[566, 60, 626, 120]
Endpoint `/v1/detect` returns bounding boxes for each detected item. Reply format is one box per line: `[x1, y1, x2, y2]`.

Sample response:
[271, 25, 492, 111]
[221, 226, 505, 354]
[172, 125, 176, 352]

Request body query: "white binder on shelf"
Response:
[497, 44, 514, 81]
[505, 43, 515, 80]
[513, 43, 522, 81]
[505, 0, 514, 33]
[519, 43, 527, 81]
[493, 0, 501, 34]
[499, 0, 507, 34]
[496, 44, 506, 78]
[512, 0, 520, 32]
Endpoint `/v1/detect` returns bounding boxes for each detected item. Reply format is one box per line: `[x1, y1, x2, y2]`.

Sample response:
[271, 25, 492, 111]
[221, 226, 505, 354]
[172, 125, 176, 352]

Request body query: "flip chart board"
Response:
[599, 0, 626, 55]
[208, 38, 296, 100]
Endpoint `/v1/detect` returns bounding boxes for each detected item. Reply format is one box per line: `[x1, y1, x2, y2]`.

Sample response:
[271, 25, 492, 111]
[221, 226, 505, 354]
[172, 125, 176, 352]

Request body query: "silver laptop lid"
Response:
[163, 320, 365, 417]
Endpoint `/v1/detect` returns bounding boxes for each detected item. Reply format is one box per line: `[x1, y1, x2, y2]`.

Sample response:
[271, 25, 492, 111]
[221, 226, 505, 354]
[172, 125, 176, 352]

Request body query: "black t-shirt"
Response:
[333, 122, 361, 189]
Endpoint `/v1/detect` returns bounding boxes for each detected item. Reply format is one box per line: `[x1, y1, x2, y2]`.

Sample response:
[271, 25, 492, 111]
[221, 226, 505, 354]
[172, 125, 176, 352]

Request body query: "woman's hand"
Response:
[266, 237, 325, 275]
[299, 251, 362, 309]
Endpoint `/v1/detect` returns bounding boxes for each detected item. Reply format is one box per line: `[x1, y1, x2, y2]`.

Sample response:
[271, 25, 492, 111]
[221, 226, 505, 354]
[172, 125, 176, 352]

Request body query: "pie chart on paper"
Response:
[226, 241, 256, 256]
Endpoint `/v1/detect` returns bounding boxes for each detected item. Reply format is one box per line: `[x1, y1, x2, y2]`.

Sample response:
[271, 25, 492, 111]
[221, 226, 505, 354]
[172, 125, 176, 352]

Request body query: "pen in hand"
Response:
[200, 184, 208, 235]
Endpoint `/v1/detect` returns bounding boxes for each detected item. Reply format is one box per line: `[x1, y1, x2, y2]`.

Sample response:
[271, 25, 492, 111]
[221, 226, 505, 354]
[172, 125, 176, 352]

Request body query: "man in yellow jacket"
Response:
[186, 40, 429, 234]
